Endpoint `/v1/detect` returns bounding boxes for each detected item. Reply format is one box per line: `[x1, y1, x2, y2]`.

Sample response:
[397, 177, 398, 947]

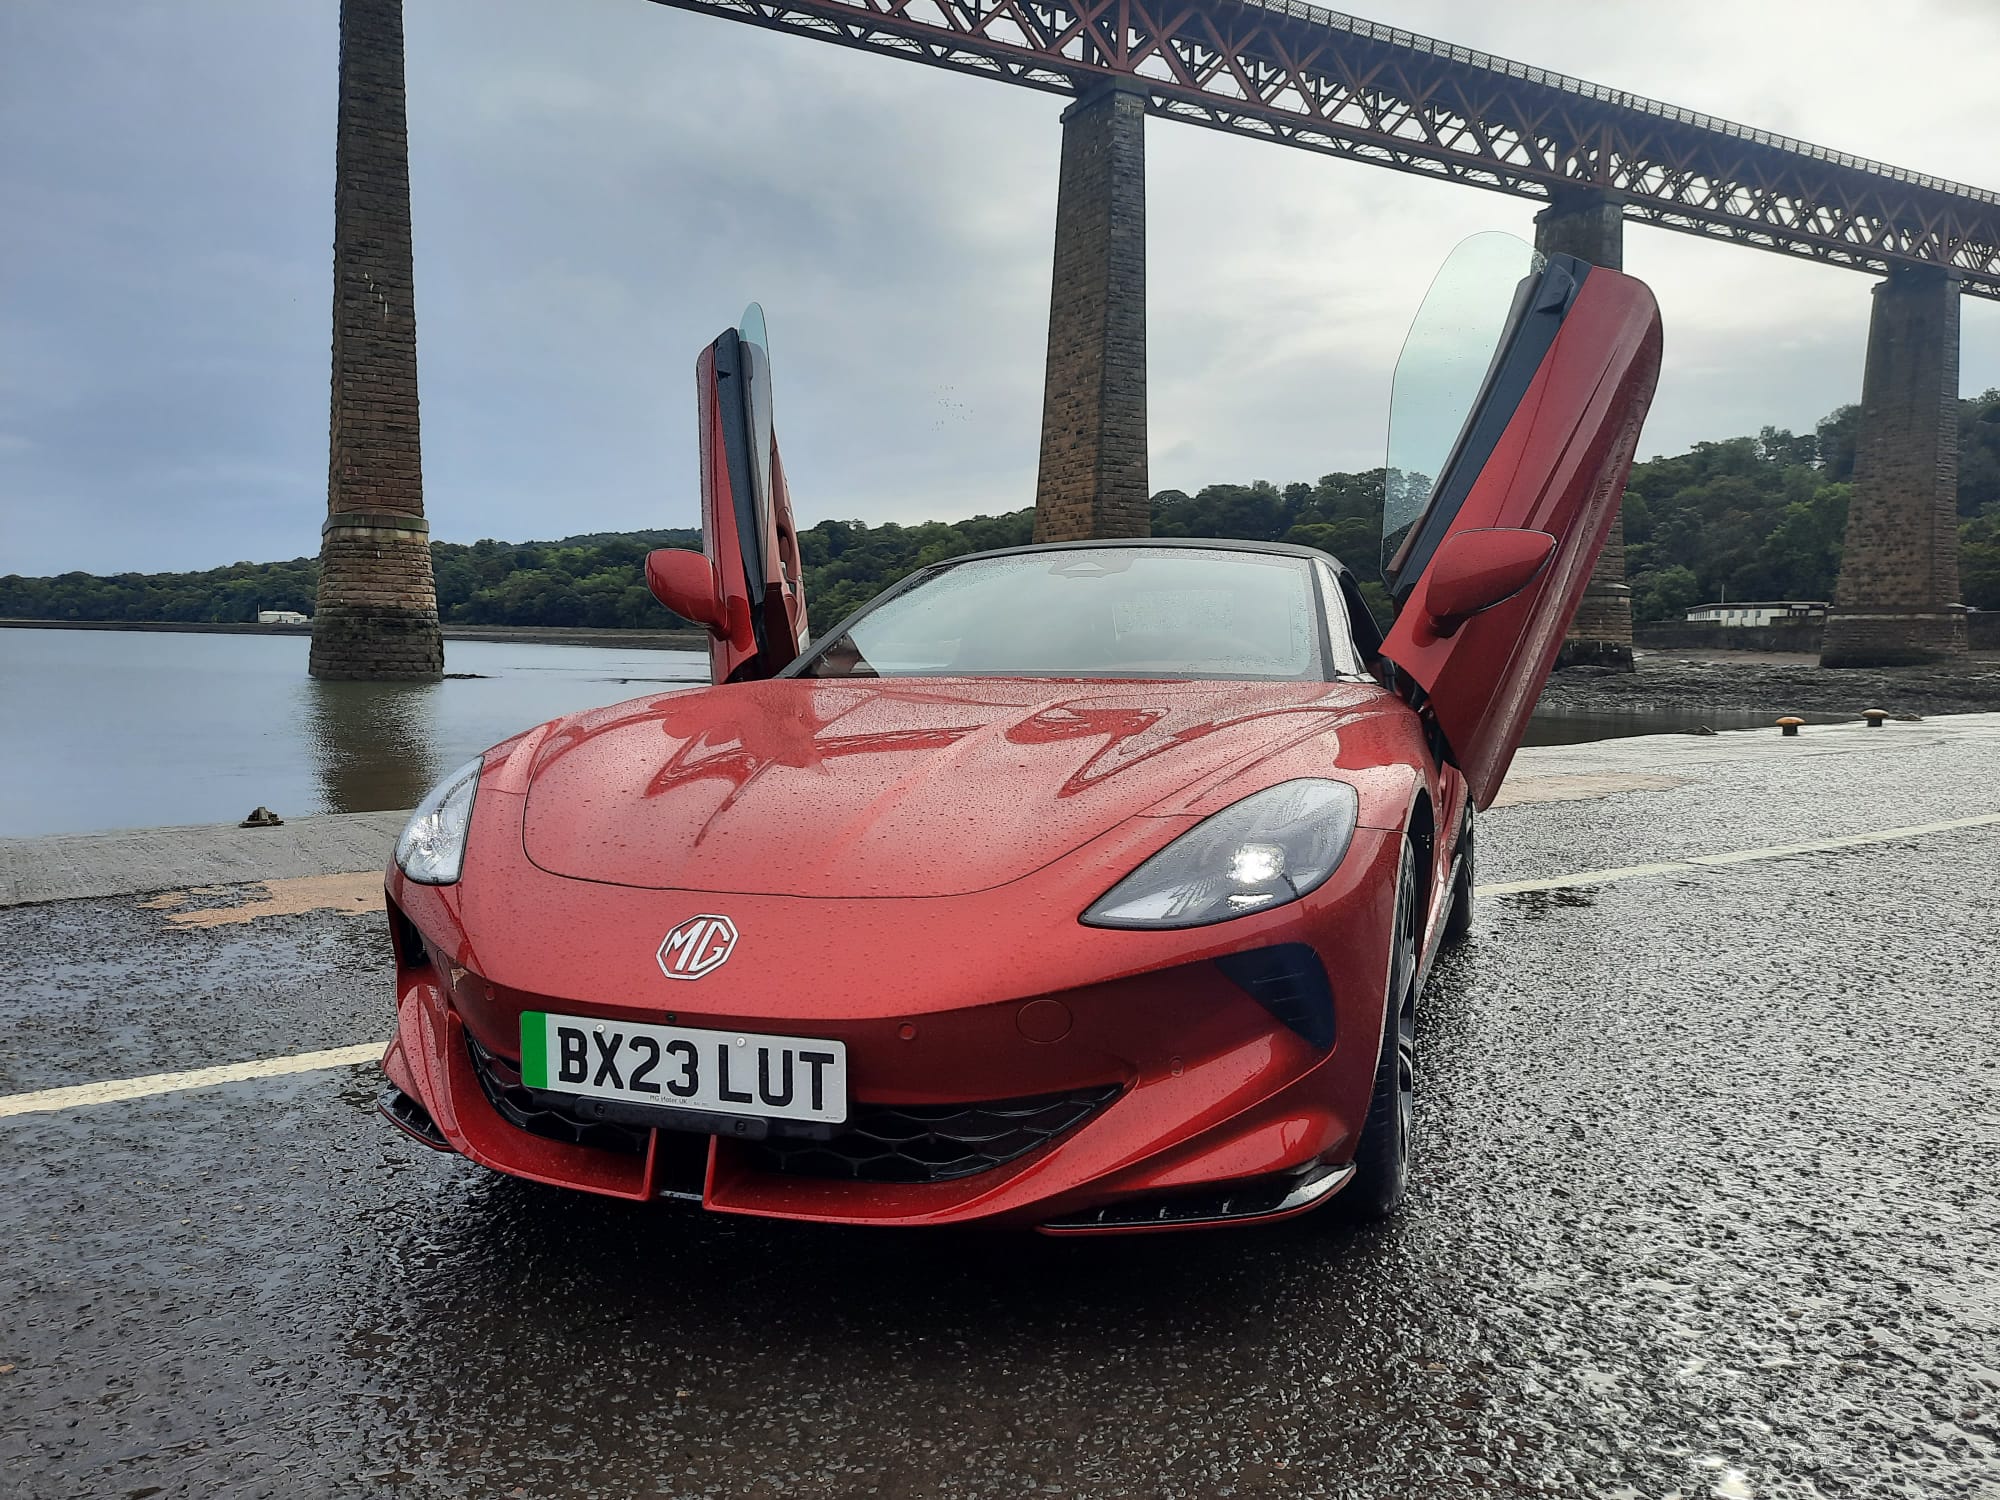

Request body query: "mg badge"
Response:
[657, 914, 737, 980]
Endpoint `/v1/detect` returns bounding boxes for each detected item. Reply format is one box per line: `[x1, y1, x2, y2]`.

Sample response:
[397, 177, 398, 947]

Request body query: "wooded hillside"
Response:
[7, 394, 1997, 629]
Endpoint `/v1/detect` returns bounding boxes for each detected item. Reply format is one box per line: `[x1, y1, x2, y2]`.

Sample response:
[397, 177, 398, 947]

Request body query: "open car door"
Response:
[1377, 232, 1662, 810]
[647, 305, 809, 684]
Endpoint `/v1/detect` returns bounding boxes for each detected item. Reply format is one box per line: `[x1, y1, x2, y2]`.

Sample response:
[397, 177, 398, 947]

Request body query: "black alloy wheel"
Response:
[1336, 837, 1420, 1221]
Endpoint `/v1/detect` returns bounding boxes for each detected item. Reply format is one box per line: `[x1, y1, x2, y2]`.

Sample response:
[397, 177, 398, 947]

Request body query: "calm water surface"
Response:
[2, 628, 1771, 838]
[0, 629, 707, 838]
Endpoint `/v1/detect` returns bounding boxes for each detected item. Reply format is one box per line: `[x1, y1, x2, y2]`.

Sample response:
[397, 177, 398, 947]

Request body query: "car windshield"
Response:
[797, 546, 1333, 680]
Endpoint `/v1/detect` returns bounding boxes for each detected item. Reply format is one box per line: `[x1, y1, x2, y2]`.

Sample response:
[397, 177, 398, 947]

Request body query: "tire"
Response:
[1442, 812, 1474, 948]
[1337, 837, 1420, 1222]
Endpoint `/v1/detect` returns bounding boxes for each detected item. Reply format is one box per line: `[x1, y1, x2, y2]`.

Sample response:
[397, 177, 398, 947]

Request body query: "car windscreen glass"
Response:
[799, 548, 1326, 680]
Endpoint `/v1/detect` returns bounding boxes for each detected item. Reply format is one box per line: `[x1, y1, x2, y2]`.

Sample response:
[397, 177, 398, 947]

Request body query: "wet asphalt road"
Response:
[2, 726, 1998, 1499]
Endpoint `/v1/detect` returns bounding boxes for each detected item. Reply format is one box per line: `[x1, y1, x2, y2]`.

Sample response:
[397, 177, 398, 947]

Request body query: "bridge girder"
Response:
[646, 0, 2000, 298]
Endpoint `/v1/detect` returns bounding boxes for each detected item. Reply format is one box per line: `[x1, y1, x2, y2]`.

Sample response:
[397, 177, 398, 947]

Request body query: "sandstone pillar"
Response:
[311, 0, 443, 681]
[1821, 267, 1967, 666]
[1033, 80, 1149, 543]
[1534, 189, 1625, 272]
[1536, 190, 1634, 671]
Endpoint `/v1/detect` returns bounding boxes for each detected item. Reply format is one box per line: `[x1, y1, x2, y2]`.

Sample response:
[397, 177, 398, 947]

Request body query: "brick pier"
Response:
[1821, 267, 1968, 667]
[1534, 190, 1633, 671]
[1032, 81, 1149, 543]
[310, 0, 443, 681]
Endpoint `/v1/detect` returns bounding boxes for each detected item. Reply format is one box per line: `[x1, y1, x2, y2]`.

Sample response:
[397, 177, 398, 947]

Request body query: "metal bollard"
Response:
[1777, 716, 1804, 737]
[1862, 708, 1888, 728]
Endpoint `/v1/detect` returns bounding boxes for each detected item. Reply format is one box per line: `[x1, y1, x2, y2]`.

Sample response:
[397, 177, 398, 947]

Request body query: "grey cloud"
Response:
[2, 0, 1995, 578]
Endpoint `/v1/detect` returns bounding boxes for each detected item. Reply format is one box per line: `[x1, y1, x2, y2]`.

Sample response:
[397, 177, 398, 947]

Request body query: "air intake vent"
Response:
[1216, 943, 1335, 1048]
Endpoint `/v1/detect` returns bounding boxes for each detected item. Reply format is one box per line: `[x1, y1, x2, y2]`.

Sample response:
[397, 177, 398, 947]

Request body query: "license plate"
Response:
[519, 1011, 847, 1125]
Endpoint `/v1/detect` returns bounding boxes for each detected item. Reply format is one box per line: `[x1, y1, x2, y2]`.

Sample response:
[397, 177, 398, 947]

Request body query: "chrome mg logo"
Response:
[657, 914, 738, 980]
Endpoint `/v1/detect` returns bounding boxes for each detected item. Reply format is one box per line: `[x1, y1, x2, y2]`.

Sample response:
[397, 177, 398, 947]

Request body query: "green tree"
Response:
[1959, 390, 2000, 518]
[15, 394, 2000, 633]
[1816, 404, 1860, 480]
[1631, 565, 1703, 623]
[1962, 506, 2000, 610]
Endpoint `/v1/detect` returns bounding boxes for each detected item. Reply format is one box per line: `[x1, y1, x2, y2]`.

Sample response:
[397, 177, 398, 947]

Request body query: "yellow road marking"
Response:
[3, 810, 1996, 1119]
[0, 1044, 381, 1119]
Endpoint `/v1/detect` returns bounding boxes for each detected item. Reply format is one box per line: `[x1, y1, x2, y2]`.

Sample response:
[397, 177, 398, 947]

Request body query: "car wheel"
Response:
[1337, 837, 1420, 1222]
[1442, 812, 1474, 947]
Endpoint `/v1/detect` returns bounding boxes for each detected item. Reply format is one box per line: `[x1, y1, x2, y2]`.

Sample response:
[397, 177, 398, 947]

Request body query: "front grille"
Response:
[751, 1086, 1121, 1184]
[466, 1034, 651, 1157]
[469, 1029, 1117, 1187]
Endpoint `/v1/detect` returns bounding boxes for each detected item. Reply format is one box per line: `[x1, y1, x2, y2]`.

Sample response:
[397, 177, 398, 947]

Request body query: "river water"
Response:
[0, 628, 1780, 838]
[0, 629, 706, 838]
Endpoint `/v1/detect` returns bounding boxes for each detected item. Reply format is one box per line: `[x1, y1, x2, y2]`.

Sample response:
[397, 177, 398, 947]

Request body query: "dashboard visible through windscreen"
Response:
[794, 545, 1361, 681]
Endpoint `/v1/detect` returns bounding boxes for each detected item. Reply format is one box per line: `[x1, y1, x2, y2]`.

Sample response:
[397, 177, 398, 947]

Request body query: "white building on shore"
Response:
[1683, 601, 1828, 627]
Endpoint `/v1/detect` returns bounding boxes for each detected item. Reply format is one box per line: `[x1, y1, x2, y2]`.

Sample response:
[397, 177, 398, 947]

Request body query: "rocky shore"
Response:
[1541, 649, 2000, 717]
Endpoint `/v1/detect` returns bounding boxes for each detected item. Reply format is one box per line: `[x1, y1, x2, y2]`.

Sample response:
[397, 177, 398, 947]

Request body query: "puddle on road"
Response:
[1497, 886, 1601, 918]
[336, 1063, 387, 1116]
[1491, 772, 1690, 807]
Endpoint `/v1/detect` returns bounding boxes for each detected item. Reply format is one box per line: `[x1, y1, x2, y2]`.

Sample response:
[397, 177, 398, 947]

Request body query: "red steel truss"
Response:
[646, 0, 2000, 299]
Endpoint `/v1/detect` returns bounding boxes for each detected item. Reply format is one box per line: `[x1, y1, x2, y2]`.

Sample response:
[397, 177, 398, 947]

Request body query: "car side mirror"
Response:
[645, 548, 728, 635]
[1421, 528, 1556, 636]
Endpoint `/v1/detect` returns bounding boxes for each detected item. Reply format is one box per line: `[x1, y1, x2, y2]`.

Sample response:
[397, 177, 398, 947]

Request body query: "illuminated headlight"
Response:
[394, 757, 483, 886]
[1082, 779, 1360, 929]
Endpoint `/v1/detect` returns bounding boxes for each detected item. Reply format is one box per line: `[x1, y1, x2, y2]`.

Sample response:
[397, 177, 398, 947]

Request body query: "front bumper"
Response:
[380, 827, 1402, 1232]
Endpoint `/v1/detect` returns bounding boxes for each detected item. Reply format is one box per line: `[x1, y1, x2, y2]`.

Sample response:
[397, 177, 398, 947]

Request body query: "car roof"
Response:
[926, 535, 1364, 581]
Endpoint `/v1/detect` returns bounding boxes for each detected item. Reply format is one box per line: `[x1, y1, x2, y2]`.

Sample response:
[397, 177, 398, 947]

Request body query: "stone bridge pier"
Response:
[1032, 79, 1150, 543]
[1024, 159, 1654, 661]
[1534, 189, 1633, 671]
[1821, 267, 1968, 666]
[311, 0, 443, 681]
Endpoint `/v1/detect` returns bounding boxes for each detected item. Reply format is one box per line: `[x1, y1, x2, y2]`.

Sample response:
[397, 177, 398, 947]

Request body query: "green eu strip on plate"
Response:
[519, 1011, 548, 1090]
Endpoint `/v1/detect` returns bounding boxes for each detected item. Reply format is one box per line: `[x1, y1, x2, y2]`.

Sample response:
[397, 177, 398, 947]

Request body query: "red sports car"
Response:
[379, 237, 1660, 1231]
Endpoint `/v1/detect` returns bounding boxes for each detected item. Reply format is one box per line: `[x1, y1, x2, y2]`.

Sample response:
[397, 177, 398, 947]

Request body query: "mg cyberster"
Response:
[377, 236, 1662, 1231]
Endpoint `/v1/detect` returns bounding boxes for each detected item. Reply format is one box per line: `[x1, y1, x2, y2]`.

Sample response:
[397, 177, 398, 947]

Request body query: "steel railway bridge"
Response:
[311, 0, 2000, 677]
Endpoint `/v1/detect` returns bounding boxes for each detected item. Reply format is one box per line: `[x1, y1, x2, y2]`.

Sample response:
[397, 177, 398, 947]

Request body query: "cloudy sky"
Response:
[3, 0, 1998, 577]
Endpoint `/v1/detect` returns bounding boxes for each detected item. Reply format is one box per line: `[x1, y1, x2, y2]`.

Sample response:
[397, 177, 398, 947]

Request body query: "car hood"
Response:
[519, 676, 1396, 898]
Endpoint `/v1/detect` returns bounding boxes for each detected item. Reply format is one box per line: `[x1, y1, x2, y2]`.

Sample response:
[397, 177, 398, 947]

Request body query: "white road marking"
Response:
[0, 1043, 381, 1120]
[3, 809, 1997, 1120]
[1475, 809, 2000, 896]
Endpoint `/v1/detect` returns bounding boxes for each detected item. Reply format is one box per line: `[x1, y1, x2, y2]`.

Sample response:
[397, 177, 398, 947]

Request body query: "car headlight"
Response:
[1082, 779, 1360, 929]
[394, 756, 483, 885]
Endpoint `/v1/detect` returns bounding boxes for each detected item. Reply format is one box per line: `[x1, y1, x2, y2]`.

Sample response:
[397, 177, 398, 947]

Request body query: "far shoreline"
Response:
[10, 618, 1997, 716]
[0, 617, 708, 651]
